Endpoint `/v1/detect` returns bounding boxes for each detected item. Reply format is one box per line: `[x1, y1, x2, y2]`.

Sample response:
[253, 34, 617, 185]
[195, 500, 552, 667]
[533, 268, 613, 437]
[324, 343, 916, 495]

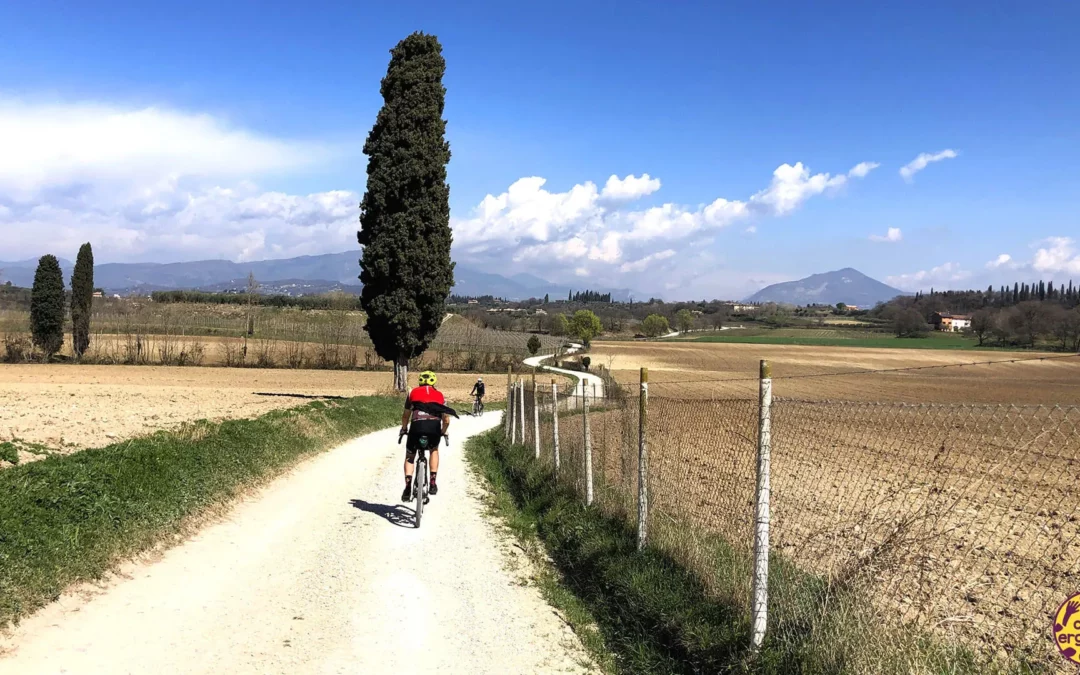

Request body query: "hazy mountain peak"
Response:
[745, 268, 905, 306]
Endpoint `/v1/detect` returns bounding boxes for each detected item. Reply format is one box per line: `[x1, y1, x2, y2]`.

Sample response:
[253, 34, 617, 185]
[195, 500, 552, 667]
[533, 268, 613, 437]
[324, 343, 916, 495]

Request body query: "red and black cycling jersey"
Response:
[405, 385, 446, 421]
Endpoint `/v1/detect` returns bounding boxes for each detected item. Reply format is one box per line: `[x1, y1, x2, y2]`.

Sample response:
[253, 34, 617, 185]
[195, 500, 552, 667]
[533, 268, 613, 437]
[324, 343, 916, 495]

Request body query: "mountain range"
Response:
[744, 268, 907, 306]
[0, 252, 634, 302]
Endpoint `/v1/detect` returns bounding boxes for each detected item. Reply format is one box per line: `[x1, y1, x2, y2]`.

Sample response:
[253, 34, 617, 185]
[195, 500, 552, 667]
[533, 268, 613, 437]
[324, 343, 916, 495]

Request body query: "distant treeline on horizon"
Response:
[149, 289, 363, 310]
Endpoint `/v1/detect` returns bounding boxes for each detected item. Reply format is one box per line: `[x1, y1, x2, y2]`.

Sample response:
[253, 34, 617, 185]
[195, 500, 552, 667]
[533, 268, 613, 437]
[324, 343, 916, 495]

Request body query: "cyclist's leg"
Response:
[428, 431, 442, 493]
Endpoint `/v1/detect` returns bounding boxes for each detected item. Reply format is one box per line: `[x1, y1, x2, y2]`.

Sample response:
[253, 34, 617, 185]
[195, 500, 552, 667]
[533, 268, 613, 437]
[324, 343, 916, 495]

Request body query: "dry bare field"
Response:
[575, 340, 1080, 666]
[0, 365, 505, 465]
[591, 340, 1080, 404]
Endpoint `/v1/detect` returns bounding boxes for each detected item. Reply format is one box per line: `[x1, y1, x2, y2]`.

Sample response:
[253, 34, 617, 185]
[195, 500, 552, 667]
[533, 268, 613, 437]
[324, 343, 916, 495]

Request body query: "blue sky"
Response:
[1, 1, 1078, 299]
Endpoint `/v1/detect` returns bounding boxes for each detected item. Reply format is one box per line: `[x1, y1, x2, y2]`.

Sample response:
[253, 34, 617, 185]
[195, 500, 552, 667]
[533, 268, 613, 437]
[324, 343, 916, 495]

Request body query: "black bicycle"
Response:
[472, 395, 484, 416]
[398, 429, 448, 528]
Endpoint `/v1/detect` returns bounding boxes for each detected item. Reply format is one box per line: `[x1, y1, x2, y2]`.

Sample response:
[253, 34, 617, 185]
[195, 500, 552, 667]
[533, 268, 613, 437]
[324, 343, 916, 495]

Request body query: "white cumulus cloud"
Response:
[899, 149, 958, 182]
[451, 160, 874, 282]
[870, 227, 902, 243]
[886, 262, 971, 291]
[748, 162, 850, 216]
[1032, 237, 1080, 274]
[600, 174, 661, 202]
[0, 98, 353, 262]
[986, 253, 1015, 269]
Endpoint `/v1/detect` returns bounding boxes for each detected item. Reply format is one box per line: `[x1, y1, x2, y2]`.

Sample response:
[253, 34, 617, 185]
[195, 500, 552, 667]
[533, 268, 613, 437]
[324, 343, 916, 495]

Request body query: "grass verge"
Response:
[466, 429, 1040, 674]
[0, 395, 401, 627]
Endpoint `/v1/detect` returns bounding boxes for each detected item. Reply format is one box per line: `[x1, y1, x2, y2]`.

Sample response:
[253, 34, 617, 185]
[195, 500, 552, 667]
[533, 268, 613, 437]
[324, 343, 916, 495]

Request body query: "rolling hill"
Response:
[745, 268, 906, 307]
[0, 252, 633, 301]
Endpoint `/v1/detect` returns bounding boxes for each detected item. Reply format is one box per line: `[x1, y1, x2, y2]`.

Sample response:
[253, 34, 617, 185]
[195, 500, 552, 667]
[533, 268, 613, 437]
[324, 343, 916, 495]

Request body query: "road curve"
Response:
[523, 343, 604, 401]
[0, 413, 591, 674]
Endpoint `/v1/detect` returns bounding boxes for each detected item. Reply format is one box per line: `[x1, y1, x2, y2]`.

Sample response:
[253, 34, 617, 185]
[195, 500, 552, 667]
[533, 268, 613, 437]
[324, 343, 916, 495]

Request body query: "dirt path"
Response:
[0, 413, 592, 674]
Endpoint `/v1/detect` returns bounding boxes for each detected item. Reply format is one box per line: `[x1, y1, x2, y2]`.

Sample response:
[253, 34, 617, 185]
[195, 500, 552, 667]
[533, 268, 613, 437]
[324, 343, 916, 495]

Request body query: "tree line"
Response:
[875, 279, 1080, 349]
[151, 289, 363, 310]
[907, 279, 1080, 313]
[568, 289, 613, 303]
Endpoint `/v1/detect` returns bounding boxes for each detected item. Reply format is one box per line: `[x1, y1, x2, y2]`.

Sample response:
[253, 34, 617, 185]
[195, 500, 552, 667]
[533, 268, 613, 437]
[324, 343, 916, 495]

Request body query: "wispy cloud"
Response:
[869, 227, 902, 243]
[886, 262, 971, 291]
[848, 162, 880, 179]
[899, 149, 957, 182]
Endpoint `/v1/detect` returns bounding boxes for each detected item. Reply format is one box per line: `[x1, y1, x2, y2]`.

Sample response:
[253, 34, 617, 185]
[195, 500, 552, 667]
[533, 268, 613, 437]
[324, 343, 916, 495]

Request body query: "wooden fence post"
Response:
[751, 360, 773, 651]
[551, 380, 560, 476]
[638, 367, 649, 551]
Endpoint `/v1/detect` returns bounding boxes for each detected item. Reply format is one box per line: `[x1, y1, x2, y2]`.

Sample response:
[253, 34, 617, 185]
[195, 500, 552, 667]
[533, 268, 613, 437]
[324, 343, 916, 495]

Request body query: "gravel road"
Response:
[0, 413, 592, 674]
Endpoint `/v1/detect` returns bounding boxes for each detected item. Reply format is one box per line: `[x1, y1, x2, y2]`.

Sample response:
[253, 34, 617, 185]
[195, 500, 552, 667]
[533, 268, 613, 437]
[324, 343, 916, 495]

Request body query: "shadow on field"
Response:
[349, 499, 416, 528]
[254, 392, 350, 400]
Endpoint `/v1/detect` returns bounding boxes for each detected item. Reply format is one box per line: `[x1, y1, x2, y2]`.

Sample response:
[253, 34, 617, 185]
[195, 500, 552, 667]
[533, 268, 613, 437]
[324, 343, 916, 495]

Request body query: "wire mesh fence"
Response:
[505, 365, 1080, 672]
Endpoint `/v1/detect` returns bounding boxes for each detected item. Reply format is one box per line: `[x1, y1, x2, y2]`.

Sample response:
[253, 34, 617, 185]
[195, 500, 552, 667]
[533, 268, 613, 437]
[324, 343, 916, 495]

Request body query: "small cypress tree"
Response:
[70, 243, 95, 358]
[358, 32, 453, 391]
[30, 255, 65, 359]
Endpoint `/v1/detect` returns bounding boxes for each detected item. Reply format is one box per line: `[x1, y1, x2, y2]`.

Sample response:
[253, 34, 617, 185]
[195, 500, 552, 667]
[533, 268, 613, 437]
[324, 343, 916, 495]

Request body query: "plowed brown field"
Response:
[0, 365, 503, 465]
[591, 340, 1080, 404]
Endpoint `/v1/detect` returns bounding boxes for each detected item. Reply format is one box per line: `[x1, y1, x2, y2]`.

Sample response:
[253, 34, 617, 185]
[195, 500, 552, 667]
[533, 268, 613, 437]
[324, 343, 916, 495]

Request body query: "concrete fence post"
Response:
[533, 377, 541, 459]
[751, 359, 773, 651]
[509, 378, 517, 444]
[584, 387, 594, 507]
[551, 380, 561, 476]
[505, 366, 513, 438]
[517, 379, 526, 445]
[637, 367, 649, 551]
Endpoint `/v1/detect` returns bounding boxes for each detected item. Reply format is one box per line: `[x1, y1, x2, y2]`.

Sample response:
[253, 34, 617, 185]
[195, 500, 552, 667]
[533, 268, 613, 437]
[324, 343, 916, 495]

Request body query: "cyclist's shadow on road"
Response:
[349, 499, 417, 528]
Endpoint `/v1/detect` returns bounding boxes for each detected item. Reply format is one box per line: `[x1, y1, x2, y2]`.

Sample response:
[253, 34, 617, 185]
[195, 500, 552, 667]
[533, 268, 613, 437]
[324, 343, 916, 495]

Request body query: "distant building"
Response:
[729, 303, 760, 313]
[932, 312, 971, 332]
[92, 291, 104, 298]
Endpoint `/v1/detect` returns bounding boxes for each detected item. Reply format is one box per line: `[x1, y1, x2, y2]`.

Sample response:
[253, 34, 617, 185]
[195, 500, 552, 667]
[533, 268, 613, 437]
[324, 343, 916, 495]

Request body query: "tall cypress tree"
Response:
[70, 242, 95, 358]
[358, 32, 453, 391]
[30, 255, 65, 360]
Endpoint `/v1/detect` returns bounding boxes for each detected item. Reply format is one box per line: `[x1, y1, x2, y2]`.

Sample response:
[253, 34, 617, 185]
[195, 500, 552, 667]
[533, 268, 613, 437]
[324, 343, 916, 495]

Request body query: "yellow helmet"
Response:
[418, 371, 437, 386]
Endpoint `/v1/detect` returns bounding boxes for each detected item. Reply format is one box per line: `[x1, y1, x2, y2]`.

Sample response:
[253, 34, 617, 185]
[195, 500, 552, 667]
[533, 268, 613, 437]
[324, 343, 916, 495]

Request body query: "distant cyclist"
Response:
[401, 371, 453, 502]
[470, 377, 485, 414]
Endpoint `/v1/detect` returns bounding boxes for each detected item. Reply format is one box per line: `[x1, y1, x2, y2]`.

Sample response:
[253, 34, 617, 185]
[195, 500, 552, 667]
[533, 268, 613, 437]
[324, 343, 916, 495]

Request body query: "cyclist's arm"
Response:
[441, 413, 450, 435]
[401, 396, 413, 433]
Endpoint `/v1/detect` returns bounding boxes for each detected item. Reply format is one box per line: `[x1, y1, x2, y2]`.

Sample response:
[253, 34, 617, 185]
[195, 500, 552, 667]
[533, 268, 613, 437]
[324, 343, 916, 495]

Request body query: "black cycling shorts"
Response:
[405, 419, 442, 461]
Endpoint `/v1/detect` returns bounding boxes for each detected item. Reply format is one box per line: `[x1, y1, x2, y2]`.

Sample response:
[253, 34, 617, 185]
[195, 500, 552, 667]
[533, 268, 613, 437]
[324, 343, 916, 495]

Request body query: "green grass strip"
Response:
[466, 430, 1042, 674]
[0, 396, 401, 627]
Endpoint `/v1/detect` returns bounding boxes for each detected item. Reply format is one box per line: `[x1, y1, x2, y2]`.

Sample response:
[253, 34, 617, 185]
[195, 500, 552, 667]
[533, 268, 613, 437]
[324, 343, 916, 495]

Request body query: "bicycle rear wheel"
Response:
[414, 460, 425, 528]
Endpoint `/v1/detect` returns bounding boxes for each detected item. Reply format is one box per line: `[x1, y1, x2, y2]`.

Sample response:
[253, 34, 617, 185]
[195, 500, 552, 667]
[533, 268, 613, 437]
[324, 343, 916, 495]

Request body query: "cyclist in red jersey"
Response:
[400, 371, 451, 502]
